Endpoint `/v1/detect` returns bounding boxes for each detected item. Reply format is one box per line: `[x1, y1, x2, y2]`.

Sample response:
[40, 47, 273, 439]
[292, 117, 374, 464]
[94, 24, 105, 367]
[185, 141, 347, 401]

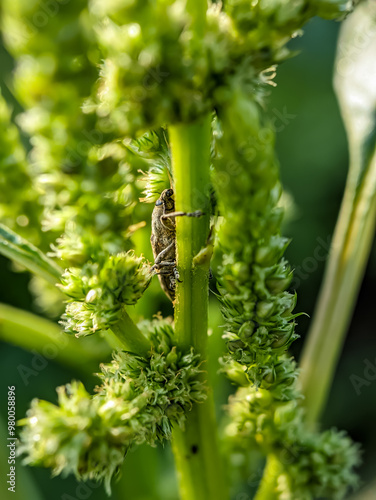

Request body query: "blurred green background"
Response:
[0, 14, 375, 500]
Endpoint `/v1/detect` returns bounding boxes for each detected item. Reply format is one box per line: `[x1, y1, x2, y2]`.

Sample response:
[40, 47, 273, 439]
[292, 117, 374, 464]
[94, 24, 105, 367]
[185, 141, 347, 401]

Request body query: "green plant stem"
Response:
[169, 116, 228, 500]
[0, 303, 108, 372]
[254, 455, 282, 500]
[110, 309, 150, 356]
[170, 117, 212, 352]
[299, 144, 376, 427]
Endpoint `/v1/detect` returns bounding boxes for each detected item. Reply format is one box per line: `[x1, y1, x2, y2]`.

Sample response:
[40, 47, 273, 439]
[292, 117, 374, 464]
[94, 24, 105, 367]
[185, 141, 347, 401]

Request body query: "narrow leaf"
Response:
[0, 303, 111, 369]
[0, 223, 63, 283]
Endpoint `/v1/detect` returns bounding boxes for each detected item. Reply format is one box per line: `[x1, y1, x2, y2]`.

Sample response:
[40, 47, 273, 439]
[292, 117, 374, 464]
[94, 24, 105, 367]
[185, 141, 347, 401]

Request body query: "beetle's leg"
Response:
[154, 263, 181, 284]
[160, 217, 175, 231]
[160, 210, 202, 230]
[173, 266, 182, 283]
[153, 262, 176, 275]
[155, 261, 175, 268]
[153, 263, 181, 285]
[161, 210, 204, 221]
[151, 241, 175, 269]
[154, 241, 175, 264]
[155, 268, 174, 275]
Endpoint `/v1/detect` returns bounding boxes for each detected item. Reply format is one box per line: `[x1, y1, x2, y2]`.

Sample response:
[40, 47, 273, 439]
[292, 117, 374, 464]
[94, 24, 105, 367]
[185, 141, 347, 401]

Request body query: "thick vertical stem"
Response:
[170, 118, 211, 352]
[169, 116, 228, 500]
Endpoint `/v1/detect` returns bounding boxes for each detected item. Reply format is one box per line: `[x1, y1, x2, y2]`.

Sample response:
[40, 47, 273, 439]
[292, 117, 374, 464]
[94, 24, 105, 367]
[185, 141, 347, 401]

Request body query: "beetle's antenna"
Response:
[162, 129, 174, 188]
[167, 166, 174, 189]
[162, 128, 169, 148]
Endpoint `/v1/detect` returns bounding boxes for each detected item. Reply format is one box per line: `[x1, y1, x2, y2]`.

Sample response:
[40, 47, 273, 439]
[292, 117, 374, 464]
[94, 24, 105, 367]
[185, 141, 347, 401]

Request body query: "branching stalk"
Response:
[254, 455, 282, 500]
[110, 309, 150, 356]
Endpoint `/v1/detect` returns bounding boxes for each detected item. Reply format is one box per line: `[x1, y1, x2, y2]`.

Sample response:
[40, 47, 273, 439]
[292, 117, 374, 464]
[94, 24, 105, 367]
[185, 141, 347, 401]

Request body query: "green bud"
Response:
[270, 323, 295, 349]
[255, 236, 290, 267]
[19, 321, 207, 492]
[238, 321, 256, 339]
[59, 251, 151, 336]
[266, 270, 293, 294]
[225, 362, 250, 386]
[256, 300, 275, 319]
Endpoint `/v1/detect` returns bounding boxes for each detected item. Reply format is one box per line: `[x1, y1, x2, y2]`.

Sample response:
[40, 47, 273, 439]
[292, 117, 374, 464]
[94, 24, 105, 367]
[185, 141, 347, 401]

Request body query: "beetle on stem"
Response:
[151, 188, 202, 301]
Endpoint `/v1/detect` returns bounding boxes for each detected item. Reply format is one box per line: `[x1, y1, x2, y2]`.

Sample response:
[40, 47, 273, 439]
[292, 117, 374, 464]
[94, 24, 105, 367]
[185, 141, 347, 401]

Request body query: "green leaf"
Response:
[334, 0, 376, 177]
[0, 303, 111, 370]
[0, 223, 63, 283]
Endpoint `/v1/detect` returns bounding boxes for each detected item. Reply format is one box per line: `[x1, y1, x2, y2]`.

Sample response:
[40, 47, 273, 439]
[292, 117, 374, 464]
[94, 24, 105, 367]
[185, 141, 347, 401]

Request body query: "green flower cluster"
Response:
[226, 386, 360, 499]
[2, 0, 148, 266]
[59, 251, 151, 336]
[1, 0, 353, 268]
[212, 65, 359, 500]
[130, 130, 172, 204]
[213, 93, 298, 395]
[0, 91, 41, 243]
[227, 0, 352, 45]
[210, 7, 359, 490]
[2, 0, 98, 172]
[88, 0, 352, 135]
[89, 0, 207, 135]
[18, 321, 206, 493]
[1, 1, 154, 318]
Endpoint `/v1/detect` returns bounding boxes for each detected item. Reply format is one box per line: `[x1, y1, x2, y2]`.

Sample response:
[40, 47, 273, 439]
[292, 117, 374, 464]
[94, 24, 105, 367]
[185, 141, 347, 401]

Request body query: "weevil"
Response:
[151, 188, 202, 301]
